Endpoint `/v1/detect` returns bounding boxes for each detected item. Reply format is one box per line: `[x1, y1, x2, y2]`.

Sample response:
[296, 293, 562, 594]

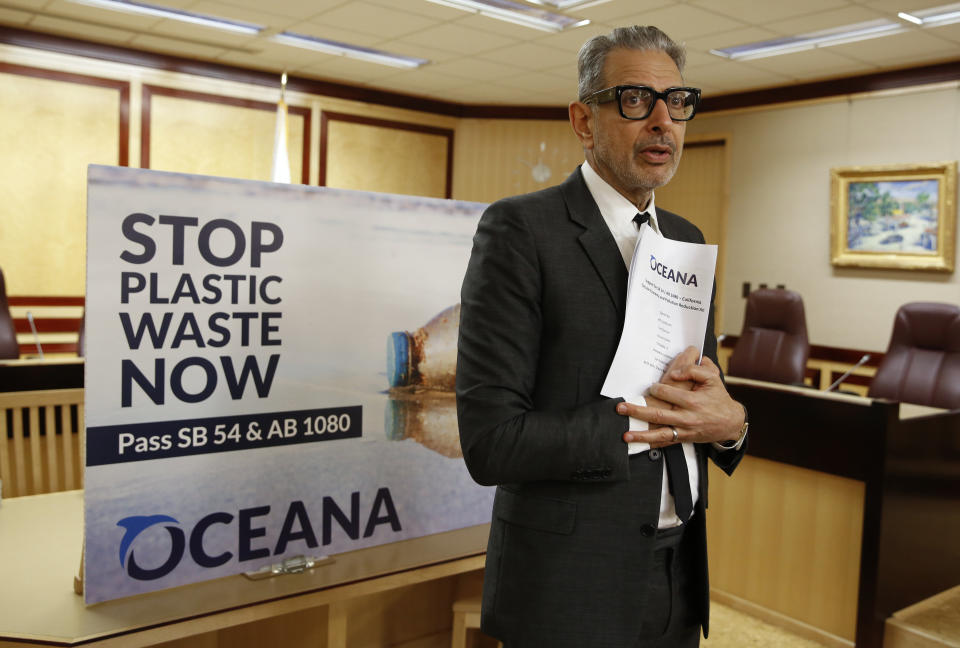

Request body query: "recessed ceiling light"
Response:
[426, 0, 590, 32]
[898, 11, 924, 25]
[272, 32, 429, 69]
[67, 0, 262, 35]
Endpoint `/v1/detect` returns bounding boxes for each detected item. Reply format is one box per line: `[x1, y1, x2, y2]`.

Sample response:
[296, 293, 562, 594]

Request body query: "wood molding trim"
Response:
[721, 334, 885, 367]
[319, 111, 455, 198]
[700, 59, 960, 114]
[7, 26, 958, 121]
[8, 296, 85, 307]
[140, 84, 311, 183]
[0, 61, 130, 166]
[711, 588, 855, 648]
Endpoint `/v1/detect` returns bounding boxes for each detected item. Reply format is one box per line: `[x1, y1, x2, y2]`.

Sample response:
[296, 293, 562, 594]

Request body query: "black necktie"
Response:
[664, 442, 693, 523]
[636, 210, 692, 522]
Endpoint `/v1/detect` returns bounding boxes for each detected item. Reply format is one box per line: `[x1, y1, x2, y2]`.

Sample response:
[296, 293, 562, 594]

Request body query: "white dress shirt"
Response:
[580, 161, 699, 528]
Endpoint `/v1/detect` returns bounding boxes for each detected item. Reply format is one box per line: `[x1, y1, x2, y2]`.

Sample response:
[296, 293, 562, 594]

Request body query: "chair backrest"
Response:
[0, 267, 18, 359]
[0, 388, 85, 498]
[868, 302, 960, 409]
[727, 288, 810, 385]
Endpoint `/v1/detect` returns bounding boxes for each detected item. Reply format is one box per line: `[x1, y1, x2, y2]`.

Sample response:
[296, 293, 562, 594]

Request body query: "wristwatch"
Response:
[717, 404, 748, 451]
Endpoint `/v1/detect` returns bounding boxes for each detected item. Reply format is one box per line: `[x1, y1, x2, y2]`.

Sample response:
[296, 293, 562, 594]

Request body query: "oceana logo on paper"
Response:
[115, 489, 402, 581]
[649, 255, 699, 287]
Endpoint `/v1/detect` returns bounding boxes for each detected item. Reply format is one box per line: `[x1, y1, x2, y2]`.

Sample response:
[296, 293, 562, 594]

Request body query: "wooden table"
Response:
[0, 490, 489, 647]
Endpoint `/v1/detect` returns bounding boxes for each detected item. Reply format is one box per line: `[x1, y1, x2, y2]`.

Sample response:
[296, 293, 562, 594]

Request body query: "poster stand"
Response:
[74, 552, 334, 596]
[74, 551, 84, 595]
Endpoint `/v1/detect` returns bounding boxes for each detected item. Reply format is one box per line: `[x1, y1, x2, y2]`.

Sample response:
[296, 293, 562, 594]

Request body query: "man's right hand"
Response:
[619, 346, 701, 442]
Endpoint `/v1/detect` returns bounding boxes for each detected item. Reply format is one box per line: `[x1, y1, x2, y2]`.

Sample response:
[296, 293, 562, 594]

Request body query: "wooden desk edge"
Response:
[0, 553, 487, 648]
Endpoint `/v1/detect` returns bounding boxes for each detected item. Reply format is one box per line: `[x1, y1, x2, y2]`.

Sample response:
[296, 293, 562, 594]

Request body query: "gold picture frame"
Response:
[830, 161, 957, 272]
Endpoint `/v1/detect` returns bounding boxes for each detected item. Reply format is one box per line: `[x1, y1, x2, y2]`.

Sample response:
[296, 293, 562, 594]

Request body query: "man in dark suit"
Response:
[456, 26, 748, 647]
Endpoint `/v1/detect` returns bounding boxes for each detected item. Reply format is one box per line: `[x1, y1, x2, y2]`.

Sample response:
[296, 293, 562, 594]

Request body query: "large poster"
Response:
[83, 165, 492, 604]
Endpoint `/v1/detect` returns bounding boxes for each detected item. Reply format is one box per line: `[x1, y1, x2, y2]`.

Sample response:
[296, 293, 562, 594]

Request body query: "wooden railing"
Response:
[718, 336, 883, 396]
[7, 296, 84, 357]
[0, 388, 84, 498]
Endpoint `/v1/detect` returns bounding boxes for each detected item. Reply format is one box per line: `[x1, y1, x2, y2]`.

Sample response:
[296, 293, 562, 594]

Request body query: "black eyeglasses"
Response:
[582, 85, 701, 121]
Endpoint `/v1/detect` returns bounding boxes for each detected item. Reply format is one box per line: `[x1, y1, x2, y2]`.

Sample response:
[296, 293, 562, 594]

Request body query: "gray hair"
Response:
[577, 26, 686, 101]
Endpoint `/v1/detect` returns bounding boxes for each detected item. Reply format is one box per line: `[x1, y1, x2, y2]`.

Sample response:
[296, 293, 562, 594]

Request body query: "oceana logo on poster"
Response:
[116, 488, 401, 581]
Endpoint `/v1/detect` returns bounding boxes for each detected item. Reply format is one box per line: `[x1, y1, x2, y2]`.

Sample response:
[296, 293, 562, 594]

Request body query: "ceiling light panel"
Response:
[527, 0, 612, 8]
[272, 32, 430, 69]
[425, 0, 590, 32]
[911, 1, 960, 26]
[67, 0, 263, 34]
[711, 18, 905, 60]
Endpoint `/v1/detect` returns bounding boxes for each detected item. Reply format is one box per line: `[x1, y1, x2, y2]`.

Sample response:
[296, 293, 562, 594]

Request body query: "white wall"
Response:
[689, 84, 960, 351]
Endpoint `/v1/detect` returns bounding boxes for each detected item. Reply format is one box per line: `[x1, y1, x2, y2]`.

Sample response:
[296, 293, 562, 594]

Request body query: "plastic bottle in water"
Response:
[386, 304, 459, 391]
[384, 391, 461, 458]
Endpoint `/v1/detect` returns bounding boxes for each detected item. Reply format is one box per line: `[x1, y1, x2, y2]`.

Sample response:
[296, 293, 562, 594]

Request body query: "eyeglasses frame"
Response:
[581, 85, 702, 122]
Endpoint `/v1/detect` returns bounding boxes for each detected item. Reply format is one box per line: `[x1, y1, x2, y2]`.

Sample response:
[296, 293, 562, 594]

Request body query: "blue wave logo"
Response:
[117, 515, 184, 580]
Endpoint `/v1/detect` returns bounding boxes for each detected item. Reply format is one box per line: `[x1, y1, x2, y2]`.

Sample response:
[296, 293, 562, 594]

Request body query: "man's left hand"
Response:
[617, 351, 744, 448]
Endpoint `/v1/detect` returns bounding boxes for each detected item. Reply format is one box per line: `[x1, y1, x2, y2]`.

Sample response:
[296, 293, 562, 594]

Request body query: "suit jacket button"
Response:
[640, 524, 655, 537]
[649, 449, 661, 461]
[601, 468, 611, 477]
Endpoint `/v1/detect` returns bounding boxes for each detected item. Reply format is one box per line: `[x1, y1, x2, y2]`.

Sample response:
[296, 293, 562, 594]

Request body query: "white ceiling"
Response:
[3, 0, 960, 106]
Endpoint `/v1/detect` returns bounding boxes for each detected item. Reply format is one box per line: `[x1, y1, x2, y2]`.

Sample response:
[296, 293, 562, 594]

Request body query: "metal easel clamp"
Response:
[243, 554, 333, 580]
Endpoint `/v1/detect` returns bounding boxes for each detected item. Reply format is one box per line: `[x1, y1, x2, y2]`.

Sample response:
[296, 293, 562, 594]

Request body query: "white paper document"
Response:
[601, 224, 717, 449]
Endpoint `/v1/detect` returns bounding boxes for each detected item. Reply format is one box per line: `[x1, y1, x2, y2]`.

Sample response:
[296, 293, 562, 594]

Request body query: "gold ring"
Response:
[671, 427, 679, 442]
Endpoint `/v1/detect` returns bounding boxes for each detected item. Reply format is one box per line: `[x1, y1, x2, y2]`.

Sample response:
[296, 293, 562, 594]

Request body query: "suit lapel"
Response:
[560, 168, 628, 319]
[657, 208, 682, 242]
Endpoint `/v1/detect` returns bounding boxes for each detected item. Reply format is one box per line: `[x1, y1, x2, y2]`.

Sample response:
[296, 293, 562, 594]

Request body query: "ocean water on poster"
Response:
[84, 166, 493, 602]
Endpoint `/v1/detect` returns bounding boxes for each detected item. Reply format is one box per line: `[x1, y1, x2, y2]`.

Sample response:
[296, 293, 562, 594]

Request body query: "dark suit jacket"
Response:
[456, 168, 746, 647]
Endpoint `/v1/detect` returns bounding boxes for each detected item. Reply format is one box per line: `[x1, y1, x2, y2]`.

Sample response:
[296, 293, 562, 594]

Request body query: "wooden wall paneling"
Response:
[707, 457, 865, 642]
[654, 138, 729, 332]
[214, 606, 331, 648]
[451, 118, 581, 204]
[141, 85, 310, 184]
[319, 111, 454, 199]
[0, 64, 128, 296]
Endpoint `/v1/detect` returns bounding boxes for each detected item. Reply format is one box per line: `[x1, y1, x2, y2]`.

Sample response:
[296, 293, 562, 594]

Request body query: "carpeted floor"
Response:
[702, 602, 830, 648]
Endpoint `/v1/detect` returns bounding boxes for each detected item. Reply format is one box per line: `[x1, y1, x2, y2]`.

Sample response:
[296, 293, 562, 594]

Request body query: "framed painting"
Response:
[830, 161, 956, 271]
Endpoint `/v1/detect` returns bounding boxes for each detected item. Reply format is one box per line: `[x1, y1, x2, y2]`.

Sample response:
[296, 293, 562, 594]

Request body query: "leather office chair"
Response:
[868, 302, 960, 409]
[727, 288, 810, 385]
[0, 267, 19, 359]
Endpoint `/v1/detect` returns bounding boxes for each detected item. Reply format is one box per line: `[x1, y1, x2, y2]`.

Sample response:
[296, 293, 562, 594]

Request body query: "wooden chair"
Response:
[0, 388, 84, 498]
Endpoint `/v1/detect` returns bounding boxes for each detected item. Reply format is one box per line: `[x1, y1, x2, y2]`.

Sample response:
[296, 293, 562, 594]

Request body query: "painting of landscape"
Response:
[846, 179, 939, 254]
